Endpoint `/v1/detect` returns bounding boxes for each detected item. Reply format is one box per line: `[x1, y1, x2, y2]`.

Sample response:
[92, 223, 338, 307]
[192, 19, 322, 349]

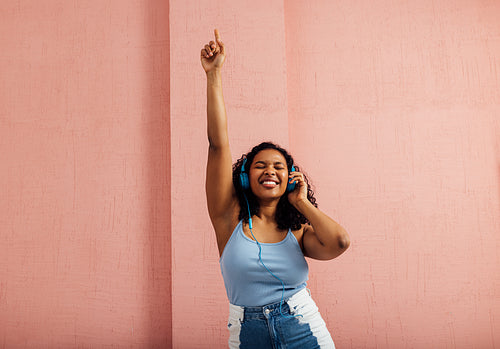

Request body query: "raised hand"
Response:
[201, 29, 226, 73]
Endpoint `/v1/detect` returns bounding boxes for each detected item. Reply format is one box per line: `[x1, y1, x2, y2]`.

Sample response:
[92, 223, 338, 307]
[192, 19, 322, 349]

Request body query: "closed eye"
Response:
[253, 161, 286, 170]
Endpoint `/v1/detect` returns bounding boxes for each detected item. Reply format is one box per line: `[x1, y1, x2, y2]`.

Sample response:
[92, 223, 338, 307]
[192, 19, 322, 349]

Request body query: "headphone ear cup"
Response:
[286, 165, 296, 192]
[240, 158, 250, 190]
[240, 172, 249, 190]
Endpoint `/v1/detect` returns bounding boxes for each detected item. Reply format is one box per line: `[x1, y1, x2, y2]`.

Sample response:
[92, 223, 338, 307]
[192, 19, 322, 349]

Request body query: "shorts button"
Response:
[264, 309, 270, 315]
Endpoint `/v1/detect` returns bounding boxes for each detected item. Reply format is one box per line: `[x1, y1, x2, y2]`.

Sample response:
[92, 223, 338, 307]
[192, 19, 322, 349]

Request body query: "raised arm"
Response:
[201, 29, 239, 255]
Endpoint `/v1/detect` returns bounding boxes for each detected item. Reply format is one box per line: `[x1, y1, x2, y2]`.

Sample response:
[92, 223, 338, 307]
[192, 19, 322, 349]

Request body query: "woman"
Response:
[201, 29, 350, 349]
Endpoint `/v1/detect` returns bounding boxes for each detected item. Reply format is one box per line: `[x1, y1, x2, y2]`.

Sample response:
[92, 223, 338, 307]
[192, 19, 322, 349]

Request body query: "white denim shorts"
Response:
[227, 288, 335, 349]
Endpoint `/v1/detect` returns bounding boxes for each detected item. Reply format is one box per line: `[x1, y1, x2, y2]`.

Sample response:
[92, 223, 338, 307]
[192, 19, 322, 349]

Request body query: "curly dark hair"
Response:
[232, 142, 318, 231]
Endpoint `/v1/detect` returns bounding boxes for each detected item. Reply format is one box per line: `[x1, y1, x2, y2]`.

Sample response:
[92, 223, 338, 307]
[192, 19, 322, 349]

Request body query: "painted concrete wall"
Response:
[0, 1, 171, 347]
[285, 0, 500, 348]
[1, 0, 499, 348]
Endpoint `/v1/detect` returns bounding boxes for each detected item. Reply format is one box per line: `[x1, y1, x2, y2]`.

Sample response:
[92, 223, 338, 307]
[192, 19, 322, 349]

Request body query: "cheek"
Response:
[248, 171, 261, 187]
[248, 170, 258, 182]
[280, 172, 289, 183]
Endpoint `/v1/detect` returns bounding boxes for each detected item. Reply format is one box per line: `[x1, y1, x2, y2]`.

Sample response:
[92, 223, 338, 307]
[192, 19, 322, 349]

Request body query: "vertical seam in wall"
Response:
[167, 0, 173, 347]
[283, 0, 291, 149]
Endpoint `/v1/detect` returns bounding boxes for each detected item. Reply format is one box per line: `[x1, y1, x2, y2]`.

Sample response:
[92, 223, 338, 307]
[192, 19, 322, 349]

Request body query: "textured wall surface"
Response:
[285, 0, 500, 348]
[1, 0, 499, 348]
[0, 0, 171, 347]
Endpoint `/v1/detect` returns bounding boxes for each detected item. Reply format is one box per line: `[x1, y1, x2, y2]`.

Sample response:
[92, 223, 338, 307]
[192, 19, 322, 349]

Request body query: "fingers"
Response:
[288, 172, 305, 184]
[201, 41, 218, 59]
[201, 29, 225, 60]
[214, 28, 225, 54]
[210, 40, 219, 54]
[203, 45, 210, 57]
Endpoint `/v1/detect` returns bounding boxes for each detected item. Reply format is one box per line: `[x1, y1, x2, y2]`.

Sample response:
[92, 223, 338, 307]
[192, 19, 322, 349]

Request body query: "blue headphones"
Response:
[239, 158, 296, 192]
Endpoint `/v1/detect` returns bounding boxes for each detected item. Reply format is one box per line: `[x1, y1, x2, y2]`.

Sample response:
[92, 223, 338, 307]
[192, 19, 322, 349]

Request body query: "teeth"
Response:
[263, 181, 277, 185]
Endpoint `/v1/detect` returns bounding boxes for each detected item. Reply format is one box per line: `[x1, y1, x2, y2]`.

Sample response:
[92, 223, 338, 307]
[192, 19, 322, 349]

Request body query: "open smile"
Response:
[260, 178, 280, 188]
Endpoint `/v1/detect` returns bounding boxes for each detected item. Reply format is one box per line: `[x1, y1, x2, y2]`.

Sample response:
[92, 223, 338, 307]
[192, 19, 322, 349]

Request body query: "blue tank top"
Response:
[219, 220, 309, 307]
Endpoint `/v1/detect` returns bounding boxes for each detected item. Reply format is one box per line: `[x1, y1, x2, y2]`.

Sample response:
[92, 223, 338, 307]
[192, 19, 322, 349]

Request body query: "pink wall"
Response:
[1, 0, 499, 348]
[285, 0, 500, 348]
[0, 0, 171, 347]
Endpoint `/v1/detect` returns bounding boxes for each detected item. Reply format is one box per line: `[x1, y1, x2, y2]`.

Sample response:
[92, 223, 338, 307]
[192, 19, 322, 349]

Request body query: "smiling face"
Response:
[248, 149, 289, 201]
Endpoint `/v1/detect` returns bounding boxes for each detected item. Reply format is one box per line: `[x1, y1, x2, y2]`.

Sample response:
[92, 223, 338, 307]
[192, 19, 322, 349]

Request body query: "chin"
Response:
[253, 190, 286, 201]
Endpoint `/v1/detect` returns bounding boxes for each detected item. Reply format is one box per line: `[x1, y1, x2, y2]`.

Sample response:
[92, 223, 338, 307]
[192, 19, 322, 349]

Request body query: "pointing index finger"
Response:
[214, 29, 221, 41]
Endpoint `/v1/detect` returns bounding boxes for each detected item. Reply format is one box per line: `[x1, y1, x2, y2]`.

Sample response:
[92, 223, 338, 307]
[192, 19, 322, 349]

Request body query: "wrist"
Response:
[206, 70, 222, 88]
[206, 69, 222, 80]
[293, 198, 313, 213]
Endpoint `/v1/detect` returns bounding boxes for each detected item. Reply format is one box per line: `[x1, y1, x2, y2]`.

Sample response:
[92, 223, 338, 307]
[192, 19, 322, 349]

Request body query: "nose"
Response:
[264, 167, 276, 175]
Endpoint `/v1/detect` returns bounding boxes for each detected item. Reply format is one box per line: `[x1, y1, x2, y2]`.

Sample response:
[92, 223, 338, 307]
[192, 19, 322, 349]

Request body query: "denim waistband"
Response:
[229, 288, 311, 320]
[242, 300, 291, 315]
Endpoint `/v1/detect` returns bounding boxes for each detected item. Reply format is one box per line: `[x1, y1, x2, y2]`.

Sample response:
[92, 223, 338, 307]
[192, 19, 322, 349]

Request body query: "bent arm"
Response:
[296, 200, 350, 260]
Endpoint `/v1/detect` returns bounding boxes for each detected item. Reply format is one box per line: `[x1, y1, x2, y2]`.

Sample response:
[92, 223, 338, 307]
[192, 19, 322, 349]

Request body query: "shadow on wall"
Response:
[145, 1, 171, 347]
[497, 125, 500, 223]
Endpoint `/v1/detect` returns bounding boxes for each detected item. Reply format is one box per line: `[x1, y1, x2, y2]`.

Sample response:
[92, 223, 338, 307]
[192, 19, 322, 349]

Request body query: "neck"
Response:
[255, 200, 278, 223]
